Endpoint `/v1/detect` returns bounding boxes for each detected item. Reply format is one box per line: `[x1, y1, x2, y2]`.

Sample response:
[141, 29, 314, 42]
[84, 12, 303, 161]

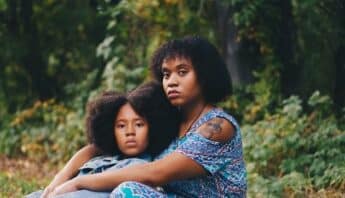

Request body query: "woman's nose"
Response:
[167, 73, 178, 87]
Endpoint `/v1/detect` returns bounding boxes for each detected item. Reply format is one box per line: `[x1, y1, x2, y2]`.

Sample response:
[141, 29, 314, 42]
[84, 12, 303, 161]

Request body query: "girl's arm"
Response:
[41, 144, 100, 197]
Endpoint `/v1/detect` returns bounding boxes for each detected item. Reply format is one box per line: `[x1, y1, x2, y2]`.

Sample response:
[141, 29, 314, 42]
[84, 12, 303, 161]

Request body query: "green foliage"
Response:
[242, 91, 345, 196]
[221, 65, 281, 124]
[0, 100, 86, 163]
[0, 1, 344, 196]
[0, 0, 106, 113]
[230, 0, 345, 100]
[94, 0, 215, 93]
[0, 0, 6, 11]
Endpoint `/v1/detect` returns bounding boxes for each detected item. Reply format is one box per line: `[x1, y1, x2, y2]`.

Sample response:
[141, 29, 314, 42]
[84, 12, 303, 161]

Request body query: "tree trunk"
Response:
[20, 0, 57, 100]
[215, 0, 252, 87]
[334, 46, 345, 108]
[278, 0, 299, 97]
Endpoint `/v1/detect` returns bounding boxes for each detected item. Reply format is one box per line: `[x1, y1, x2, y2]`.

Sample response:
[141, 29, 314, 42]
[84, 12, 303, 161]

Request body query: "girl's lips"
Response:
[125, 140, 137, 146]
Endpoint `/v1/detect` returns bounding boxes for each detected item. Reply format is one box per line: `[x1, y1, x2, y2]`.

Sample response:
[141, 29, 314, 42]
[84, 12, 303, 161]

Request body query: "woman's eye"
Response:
[162, 71, 170, 79]
[178, 70, 187, 76]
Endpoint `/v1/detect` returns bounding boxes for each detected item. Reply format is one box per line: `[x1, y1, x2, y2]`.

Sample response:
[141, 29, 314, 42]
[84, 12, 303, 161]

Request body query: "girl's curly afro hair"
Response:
[86, 81, 180, 157]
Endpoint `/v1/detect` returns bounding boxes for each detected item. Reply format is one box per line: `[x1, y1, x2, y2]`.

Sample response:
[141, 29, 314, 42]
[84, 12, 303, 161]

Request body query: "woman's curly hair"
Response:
[86, 81, 180, 157]
[127, 81, 180, 156]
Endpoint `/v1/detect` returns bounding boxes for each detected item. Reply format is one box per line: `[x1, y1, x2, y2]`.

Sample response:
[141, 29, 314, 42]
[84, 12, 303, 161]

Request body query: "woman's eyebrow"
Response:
[161, 63, 191, 72]
[176, 63, 190, 69]
[161, 67, 169, 72]
[163, 63, 190, 69]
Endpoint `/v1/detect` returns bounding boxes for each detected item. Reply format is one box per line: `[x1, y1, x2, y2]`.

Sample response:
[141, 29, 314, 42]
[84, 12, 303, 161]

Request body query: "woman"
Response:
[46, 36, 247, 197]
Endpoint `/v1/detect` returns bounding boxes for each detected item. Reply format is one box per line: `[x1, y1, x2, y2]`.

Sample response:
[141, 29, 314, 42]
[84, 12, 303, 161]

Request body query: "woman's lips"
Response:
[167, 90, 180, 99]
[125, 140, 137, 146]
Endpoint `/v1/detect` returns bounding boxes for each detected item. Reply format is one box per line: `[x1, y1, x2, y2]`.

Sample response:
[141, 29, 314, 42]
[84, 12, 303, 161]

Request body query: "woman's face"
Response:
[162, 57, 204, 107]
[114, 103, 149, 157]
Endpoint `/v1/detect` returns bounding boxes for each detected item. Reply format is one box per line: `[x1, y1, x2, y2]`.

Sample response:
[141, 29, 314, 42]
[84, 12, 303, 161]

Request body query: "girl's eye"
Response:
[136, 122, 145, 128]
[116, 124, 125, 129]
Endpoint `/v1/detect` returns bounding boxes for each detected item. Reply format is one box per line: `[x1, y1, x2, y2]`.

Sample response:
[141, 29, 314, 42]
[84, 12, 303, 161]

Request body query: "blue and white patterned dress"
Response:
[111, 108, 247, 198]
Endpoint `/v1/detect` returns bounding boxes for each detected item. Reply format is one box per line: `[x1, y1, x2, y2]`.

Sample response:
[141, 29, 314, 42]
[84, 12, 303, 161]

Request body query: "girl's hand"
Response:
[48, 178, 80, 197]
[40, 185, 54, 198]
[41, 174, 69, 198]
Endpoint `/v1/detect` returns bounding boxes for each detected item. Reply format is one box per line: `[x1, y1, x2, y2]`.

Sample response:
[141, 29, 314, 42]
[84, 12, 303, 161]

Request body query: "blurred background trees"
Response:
[0, 0, 344, 196]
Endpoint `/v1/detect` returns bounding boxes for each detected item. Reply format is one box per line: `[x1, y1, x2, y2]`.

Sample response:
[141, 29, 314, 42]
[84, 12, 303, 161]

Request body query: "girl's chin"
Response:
[170, 100, 185, 107]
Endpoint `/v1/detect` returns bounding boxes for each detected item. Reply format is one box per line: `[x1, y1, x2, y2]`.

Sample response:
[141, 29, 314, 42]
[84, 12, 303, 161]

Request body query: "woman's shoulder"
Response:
[190, 108, 241, 143]
[192, 108, 239, 129]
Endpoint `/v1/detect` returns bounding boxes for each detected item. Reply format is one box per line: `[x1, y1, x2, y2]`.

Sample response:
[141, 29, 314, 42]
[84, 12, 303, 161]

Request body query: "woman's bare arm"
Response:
[80, 151, 206, 189]
[52, 117, 235, 195]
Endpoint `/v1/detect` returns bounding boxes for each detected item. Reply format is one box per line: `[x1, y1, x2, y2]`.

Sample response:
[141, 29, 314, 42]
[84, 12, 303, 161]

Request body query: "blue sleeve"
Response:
[175, 132, 232, 175]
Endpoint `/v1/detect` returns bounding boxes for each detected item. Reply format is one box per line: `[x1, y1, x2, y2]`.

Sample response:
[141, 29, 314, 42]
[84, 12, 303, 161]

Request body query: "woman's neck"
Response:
[179, 101, 212, 137]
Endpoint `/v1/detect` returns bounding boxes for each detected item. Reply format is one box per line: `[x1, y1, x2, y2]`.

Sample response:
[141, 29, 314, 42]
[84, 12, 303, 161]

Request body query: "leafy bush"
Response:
[242, 91, 345, 196]
[0, 100, 86, 164]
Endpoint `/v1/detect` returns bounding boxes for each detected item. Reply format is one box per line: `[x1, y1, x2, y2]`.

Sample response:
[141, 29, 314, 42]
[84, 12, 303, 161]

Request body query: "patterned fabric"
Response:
[78, 153, 151, 175]
[111, 181, 172, 198]
[113, 108, 247, 198]
[160, 108, 247, 197]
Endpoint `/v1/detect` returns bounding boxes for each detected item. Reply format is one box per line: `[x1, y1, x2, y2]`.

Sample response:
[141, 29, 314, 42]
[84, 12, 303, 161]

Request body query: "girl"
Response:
[48, 36, 247, 197]
[28, 81, 179, 198]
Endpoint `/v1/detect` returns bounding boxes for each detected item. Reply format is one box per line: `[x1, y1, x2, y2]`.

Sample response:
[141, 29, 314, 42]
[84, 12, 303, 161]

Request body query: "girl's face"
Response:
[162, 57, 204, 107]
[114, 103, 149, 157]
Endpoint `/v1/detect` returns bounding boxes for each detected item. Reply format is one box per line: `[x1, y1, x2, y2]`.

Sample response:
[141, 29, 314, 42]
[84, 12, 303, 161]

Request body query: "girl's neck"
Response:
[119, 152, 151, 160]
[179, 100, 212, 137]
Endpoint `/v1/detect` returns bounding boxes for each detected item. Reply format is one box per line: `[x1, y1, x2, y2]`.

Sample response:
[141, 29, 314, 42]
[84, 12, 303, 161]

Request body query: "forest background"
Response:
[0, 0, 344, 197]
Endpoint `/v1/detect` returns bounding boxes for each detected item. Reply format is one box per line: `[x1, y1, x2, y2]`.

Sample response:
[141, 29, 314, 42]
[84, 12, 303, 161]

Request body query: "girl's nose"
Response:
[125, 125, 135, 136]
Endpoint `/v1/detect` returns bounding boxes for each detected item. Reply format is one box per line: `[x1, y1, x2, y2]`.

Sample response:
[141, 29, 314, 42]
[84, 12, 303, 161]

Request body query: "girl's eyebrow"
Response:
[133, 118, 145, 122]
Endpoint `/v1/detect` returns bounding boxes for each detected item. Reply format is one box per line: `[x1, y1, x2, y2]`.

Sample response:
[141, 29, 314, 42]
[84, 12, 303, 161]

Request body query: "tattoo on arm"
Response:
[198, 118, 224, 139]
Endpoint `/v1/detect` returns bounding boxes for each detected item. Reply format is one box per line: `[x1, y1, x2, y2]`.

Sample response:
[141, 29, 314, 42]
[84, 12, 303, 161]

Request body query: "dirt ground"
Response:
[0, 155, 57, 181]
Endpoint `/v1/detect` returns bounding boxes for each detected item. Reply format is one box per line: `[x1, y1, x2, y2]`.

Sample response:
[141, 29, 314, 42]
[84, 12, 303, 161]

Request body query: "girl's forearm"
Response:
[58, 144, 100, 179]
[42, 144, 101, 197]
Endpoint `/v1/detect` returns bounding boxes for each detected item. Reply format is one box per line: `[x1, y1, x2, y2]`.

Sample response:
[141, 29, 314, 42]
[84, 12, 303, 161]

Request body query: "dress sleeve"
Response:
[175, 132, 233, 175]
